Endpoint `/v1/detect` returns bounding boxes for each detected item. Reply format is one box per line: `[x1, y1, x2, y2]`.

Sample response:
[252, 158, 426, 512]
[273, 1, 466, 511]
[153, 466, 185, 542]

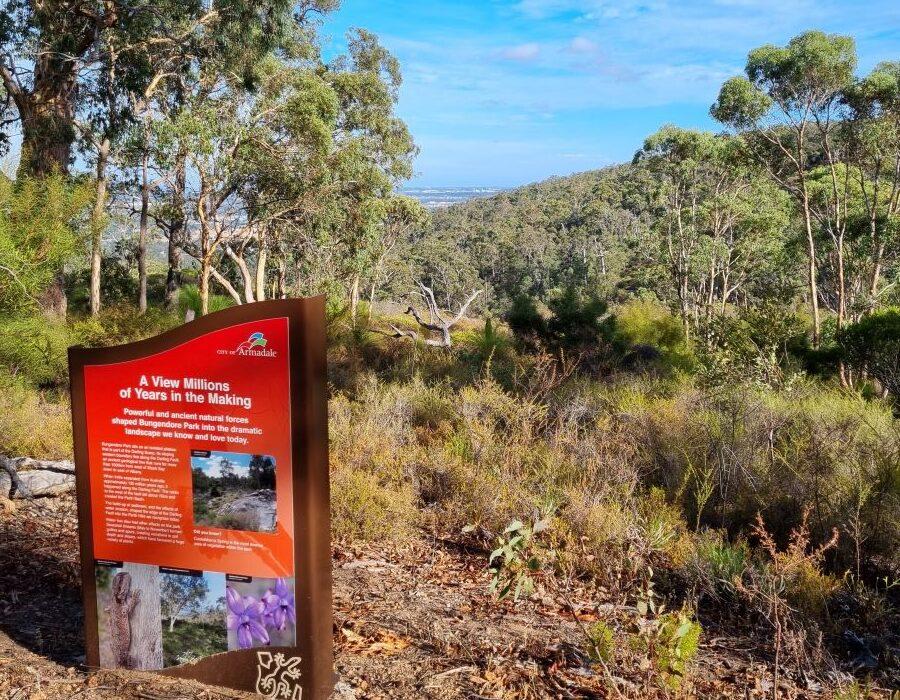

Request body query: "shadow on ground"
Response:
[0, 498, 85, 665]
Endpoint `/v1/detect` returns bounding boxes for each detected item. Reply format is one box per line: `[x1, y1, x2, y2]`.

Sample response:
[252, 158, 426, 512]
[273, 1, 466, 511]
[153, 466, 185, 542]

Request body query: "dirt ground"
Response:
[0, 495, 891, 699]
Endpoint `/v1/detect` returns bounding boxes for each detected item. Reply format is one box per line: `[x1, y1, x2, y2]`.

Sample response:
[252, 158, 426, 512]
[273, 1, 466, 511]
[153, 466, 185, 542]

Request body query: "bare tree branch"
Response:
[387, 284, 482, 348]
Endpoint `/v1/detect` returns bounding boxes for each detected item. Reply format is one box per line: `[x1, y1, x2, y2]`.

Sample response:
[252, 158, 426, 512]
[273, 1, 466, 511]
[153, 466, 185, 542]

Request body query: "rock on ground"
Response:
[218, 489, 277, 531]
[0, 456, 75, 498]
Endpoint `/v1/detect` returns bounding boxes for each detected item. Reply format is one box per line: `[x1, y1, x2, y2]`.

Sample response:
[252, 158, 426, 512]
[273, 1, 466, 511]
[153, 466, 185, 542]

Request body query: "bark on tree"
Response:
[90, 138, 110, 316]
[138, 144, 150, 314]
[255, 233, 268, 302]
[349, 274, 360, 322]
[164, 149, 187, 311]
[121, 562, 163, 671]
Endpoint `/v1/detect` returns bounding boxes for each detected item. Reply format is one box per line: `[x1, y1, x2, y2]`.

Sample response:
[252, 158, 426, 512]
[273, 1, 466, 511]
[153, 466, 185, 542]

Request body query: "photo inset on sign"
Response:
[160, 568, 227, 667]
[95, 560, 163, 670]
[226, 575, 296, 650]
[191, 450, 277, 533]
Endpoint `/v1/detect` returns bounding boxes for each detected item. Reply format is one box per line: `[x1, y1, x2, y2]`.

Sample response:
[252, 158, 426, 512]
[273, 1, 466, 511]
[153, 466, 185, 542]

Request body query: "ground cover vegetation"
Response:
[0, 7, 898, 695]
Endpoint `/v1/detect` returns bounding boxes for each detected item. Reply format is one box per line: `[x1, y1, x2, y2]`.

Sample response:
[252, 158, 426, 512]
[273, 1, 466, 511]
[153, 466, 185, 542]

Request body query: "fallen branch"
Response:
[1, 456, 33, 499]
[384, 283, 482, 348]
[0, 457, 76, 499]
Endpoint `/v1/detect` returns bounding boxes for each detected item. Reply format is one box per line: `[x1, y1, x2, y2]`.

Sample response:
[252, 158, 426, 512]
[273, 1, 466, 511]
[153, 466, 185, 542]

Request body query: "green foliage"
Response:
[586, 621, 616, 664]
[162, 620, 227, 668]
[0, 314, 70, 386]
[614, 299, 694, 373]
[0, 175, 91, 312]
[486, 513, 552, 601]
[652, 610, 702, 690]
[693, 531, 750, 595]
[507, 287, 613, 355]
[331, 466, 417, 541]
[177, 285, 234, 317]
[839, 309, 900, 397]
[0, 372, 71, 459]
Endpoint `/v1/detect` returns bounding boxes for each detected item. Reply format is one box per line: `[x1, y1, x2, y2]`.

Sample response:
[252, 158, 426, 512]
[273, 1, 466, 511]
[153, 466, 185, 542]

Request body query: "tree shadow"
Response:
[0, 500, 85, 666]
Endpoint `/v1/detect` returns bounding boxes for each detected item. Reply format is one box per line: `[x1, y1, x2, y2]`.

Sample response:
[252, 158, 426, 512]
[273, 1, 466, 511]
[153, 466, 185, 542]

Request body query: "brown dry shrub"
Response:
[0, 376, 72, 460]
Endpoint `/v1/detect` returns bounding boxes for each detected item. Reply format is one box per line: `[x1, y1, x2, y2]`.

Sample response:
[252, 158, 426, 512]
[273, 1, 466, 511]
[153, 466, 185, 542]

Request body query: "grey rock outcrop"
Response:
[0, 456, 75, 499]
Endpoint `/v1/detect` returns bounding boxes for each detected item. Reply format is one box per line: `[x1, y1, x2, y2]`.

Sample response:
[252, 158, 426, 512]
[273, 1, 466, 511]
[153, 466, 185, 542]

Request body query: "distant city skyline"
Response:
[323, 0, 900, 188]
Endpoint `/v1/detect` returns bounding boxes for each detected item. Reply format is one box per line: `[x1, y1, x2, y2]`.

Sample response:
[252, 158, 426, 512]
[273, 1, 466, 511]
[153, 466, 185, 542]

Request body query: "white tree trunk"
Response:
[123, 562, 163, 670]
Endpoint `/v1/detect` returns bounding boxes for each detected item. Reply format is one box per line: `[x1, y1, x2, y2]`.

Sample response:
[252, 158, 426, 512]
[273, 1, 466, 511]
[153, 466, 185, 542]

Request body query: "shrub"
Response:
[0, 373, 72, 459]
[70, 306, 179, 348]
[177, 285, 235, 317]
[330, 466, 416, 541]
[652, 609, 702, 691]
[614, 299, 694, 373]
[692, 530, 750, 595]
[0, 314, 70, 386]
[839, 308, 900, 399]
[486, 513, 552, 601]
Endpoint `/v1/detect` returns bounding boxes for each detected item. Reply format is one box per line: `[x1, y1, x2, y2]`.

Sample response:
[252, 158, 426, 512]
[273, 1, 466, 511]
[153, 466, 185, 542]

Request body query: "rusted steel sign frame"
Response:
[68, 297, 333, 699]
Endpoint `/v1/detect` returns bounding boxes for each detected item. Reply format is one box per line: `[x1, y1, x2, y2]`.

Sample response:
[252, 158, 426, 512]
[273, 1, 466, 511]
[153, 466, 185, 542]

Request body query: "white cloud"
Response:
[501, 42, 542, 61]
[568, 36, 599, 54]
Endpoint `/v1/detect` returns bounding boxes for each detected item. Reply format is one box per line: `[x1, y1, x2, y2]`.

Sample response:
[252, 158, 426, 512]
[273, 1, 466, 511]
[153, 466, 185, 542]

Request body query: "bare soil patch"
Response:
[0, 496, 889, 699]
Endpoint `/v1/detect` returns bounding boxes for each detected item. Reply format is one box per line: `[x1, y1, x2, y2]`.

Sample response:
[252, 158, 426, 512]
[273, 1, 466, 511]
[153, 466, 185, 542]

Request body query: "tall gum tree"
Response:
[711, 31, 857, 347]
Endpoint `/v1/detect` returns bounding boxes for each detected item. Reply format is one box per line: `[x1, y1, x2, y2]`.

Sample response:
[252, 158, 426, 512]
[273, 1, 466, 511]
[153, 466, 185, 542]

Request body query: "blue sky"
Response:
[322, 0, 900, 188]
[192, 451, 253, 478]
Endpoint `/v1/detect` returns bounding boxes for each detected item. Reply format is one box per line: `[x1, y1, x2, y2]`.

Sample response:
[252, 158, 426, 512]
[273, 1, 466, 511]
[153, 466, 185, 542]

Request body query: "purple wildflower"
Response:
[262, 578, 296, 631]
[226, 586, 269, 649]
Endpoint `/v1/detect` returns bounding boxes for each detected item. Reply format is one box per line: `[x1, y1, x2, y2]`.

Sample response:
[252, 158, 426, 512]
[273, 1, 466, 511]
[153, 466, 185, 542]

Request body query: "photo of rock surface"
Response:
[191, 450, 277, 533]
[95, 561, 163, 670]
[225, 576, 296, 651]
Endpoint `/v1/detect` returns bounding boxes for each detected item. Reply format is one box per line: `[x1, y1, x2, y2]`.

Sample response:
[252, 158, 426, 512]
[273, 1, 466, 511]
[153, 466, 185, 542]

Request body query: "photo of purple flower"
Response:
[262, 578, 296, 632]
[225, 577, 296, 650]
[226, 586, 270, 649]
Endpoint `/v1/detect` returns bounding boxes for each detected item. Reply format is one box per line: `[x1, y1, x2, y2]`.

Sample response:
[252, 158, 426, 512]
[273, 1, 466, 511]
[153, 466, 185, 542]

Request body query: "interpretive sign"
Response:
[68, 298, 333, 699]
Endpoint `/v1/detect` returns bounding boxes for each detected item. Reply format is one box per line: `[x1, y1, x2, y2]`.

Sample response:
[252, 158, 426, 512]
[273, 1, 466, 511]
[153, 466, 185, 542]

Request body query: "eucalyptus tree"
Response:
[0, 0, 335, 315]
[712, 31, 857, 345]
[843, 61, 900, 311]
[326, 29, 418, 320]
[153, 47, 339, 314]
[635, 126, 790, 336]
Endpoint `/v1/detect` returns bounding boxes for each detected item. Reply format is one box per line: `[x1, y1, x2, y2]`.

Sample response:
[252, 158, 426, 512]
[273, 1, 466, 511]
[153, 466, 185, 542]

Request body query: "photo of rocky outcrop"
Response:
[95, 562, 163, 670]
[191, 451, 277, 533]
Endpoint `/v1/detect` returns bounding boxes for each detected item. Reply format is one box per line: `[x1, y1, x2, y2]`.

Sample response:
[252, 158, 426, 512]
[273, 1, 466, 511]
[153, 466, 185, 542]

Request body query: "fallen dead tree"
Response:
[0, 456, 75, 499]
[378, 283, 482, 348]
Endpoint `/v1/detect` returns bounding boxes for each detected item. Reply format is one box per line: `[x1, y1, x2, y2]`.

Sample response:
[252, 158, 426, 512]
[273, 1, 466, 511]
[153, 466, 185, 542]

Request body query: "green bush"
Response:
[0, 314, 70, 386]
[331, 466, 417, 541]
[70, 306, 179, 348]
[614, 299, 694, 373]
[839, 308, 900, 398]
[0, 373, 72, 459]
[177, 284, 235, 317]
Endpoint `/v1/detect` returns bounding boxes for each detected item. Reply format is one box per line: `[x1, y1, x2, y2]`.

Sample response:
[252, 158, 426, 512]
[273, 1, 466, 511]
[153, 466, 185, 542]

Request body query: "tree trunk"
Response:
[122, 563, 163, 670]
[277, 258, 287, 299]
[199, 262, 210, 316]
[349, 274, 360, 322]
[89, 139, 110, 316]
[164, 150, 187, 311]
[37, 269, 68, 318]
[255, 233, 267, 302]
[138, 147, 150, 314]
[16, 96, 75, 179]
[18, 90, 76, 318]
[801, 194, 821, 347]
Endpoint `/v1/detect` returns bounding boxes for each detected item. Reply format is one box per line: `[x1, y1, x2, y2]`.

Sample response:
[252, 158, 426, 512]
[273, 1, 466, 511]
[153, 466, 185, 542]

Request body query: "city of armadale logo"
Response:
[218, 331, 278, 357]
